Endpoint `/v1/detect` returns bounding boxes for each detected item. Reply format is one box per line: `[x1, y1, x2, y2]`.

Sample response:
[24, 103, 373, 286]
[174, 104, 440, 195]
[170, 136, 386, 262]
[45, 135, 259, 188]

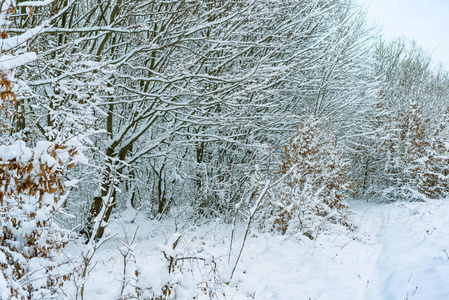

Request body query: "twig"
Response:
[444, 249, 449, 261]
[228, 180, 270, 283]
[227, 163, 300, 283]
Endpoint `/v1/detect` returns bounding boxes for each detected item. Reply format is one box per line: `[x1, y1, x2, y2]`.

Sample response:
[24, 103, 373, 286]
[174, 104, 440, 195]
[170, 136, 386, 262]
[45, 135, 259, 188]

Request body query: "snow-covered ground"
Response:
[67, 200, 449, 299]
[358, 200, 449, 300]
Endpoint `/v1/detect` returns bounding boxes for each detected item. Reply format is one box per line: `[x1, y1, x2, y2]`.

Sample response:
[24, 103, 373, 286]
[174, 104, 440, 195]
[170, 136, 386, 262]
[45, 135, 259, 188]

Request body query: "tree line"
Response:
[4, 0, 449, 234]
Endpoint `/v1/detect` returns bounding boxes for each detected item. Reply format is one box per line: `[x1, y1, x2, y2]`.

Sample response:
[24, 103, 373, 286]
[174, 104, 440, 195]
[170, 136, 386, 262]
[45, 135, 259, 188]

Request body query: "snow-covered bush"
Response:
[132, 233, 225, 300]
[260, 117, 353, 238]
[0, 141, 85, 299]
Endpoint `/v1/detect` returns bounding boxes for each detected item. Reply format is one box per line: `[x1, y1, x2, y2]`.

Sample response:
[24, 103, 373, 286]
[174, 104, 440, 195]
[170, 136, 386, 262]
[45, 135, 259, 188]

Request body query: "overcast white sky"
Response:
[356, 0, 449, 70]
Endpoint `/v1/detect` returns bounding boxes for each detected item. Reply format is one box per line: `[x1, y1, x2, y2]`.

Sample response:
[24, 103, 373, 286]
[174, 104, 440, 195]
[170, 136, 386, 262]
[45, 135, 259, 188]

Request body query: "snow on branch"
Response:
[17, 0, 56, 7]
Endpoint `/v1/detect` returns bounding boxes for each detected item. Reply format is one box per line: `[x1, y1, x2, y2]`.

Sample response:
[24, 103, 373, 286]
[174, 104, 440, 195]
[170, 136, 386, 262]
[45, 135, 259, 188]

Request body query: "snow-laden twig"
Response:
[227, 163, 300, 283]
[117, 224, 139, 297]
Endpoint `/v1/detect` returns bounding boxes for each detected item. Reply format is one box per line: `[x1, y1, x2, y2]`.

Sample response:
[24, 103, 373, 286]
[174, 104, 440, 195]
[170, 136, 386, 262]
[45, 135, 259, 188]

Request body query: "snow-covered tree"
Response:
[182, 0, 375, 218]
[0, 1, 87, 298]
[382, 101, 449, 200]
[259, 117, 353, 238]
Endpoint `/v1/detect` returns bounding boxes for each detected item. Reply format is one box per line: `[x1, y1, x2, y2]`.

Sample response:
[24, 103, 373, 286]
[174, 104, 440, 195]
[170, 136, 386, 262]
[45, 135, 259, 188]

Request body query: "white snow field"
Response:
[70, 200, 449, 300]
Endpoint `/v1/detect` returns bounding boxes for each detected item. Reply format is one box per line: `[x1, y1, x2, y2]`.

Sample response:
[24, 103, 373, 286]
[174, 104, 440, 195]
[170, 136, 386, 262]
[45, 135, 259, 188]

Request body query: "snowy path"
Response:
[358, 201, 449, 300]
[234, 200, 449, 299]
[76, 200, 449, 300]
